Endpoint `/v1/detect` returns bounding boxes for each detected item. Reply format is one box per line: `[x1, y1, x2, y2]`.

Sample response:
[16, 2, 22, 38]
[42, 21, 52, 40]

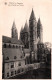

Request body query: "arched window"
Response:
[3, 44, 7, 48]
[16, 45, 18, 48]
[9, 44, 11, 48]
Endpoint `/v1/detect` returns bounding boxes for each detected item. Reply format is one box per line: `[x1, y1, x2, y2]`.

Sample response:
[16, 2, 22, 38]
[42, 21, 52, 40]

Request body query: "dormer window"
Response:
[9, 44, 11, 48]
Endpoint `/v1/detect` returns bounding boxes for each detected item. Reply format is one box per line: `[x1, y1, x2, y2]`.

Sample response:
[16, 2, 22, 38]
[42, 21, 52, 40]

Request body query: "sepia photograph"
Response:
[0, 0, 52, 79]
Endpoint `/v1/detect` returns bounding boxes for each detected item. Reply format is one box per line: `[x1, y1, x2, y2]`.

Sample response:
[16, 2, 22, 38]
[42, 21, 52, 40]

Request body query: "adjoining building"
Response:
[2, 21, 25, 78]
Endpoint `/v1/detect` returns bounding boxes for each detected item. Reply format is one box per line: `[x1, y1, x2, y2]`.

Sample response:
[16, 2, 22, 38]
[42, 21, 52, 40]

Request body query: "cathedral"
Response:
[20, 8, 43, 62]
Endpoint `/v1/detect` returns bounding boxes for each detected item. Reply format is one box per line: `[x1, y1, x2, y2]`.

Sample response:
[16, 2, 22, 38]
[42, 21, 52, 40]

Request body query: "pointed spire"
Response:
[11, 20, 18, 39]
[29, 8, 36, 20]
[12, 20, 16, 29]
[37, 17, 42, 26]
[24, 20, 29, 32]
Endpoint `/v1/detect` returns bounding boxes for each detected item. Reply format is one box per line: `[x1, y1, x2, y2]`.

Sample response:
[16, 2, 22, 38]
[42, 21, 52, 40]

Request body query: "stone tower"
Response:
[20, 21, 29, 48]
[29, 9, 37, 61]
[11, 21, 18, 39]
[37, 18, 43, 43]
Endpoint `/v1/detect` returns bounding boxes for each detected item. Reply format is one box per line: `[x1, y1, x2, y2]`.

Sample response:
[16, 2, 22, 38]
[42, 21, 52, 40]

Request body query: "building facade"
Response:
[2, 21, 25, 78]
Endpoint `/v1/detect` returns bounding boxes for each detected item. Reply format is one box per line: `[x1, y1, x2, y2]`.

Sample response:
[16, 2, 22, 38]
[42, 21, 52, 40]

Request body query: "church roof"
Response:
[29, 8, 36, 20]
[2, 36, 24, 45]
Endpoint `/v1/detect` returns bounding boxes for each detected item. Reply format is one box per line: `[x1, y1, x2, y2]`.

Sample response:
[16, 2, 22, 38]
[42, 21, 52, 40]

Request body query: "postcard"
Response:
[0, 0, 52, 79]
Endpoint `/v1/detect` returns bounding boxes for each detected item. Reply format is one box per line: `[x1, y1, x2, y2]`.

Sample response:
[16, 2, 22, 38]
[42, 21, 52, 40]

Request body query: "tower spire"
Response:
[29, 9, 37, 62]
[11, 20, 18, 39]
[29, 8, 36, 20]
[37, 18, 43, 43]
[38, 17, 42, 26]
[12, 20, 16, 29]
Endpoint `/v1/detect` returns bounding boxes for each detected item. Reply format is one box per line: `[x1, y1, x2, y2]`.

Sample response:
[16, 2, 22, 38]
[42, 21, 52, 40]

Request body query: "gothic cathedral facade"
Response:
[20, 9, 43, 62]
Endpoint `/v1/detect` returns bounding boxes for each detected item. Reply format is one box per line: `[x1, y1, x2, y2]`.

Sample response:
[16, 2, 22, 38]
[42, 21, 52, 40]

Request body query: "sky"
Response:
[0, 0, 52, 44]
